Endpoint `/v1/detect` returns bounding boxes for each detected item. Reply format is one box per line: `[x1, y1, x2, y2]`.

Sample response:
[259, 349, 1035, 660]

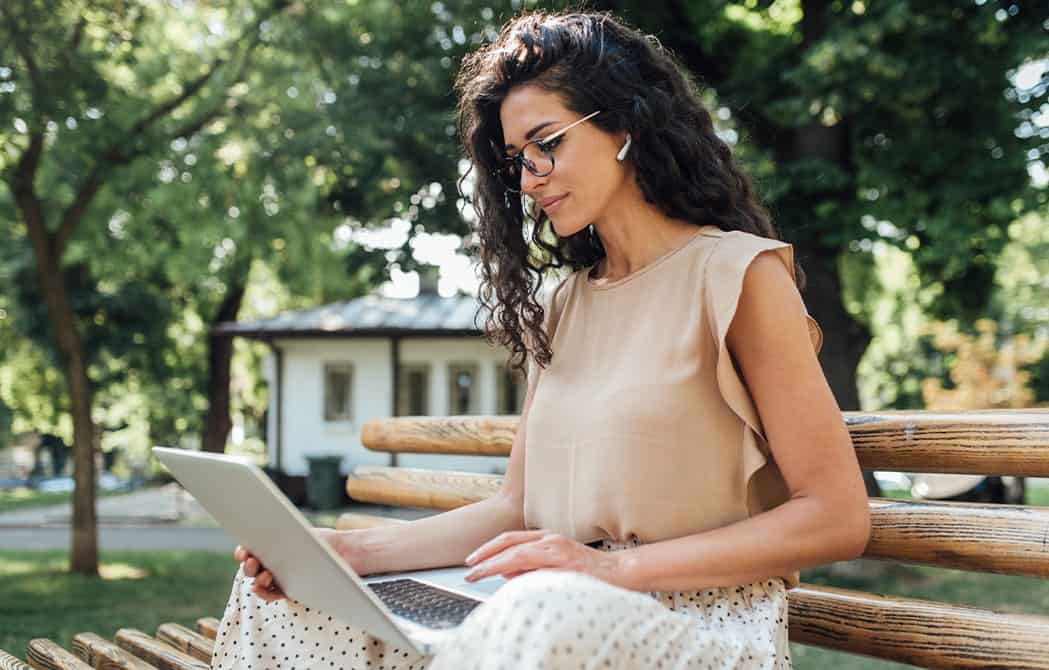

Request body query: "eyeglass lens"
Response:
[499, 142, 554, 193]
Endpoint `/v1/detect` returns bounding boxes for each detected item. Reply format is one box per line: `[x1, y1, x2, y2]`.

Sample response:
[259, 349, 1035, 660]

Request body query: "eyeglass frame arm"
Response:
[501, 109, 602, 175]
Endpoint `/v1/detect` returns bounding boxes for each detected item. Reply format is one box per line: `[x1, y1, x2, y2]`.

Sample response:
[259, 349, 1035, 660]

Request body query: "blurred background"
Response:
[1, 1, 1048, 667]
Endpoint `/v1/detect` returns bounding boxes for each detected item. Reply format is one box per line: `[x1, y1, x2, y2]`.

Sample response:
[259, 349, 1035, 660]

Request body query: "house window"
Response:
[323, 362, 354, 422]
[496, 363, 528, 414]
[447, 362, 480, 415]
[397, 363, 431, 416]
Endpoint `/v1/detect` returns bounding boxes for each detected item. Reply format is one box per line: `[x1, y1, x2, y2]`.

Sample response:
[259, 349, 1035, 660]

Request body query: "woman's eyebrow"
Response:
[504, 120, 558, 150]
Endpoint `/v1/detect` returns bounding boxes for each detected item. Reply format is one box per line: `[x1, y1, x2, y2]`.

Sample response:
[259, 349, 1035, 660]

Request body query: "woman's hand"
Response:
[234, 528, 361, 602]
[463, 530, 622, 585]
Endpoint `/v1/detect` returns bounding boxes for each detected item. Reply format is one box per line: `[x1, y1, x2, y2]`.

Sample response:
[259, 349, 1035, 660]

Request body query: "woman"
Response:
[213, 9, 870, 670]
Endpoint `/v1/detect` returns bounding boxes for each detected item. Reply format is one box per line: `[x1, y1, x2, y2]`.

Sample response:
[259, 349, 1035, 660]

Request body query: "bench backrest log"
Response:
[340, 409, 1049, 670]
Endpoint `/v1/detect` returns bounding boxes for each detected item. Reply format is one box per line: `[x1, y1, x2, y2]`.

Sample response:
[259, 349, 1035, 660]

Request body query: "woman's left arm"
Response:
[465, 251, 871, 591]
[613, 250, 871, 591]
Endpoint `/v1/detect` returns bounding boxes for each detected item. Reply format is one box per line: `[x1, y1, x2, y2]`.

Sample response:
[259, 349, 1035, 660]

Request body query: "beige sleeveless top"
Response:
[523, 225, 824, 590]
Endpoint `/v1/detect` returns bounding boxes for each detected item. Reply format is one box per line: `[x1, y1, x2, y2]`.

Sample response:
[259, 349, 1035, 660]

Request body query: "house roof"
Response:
[213, 291, 492, 339]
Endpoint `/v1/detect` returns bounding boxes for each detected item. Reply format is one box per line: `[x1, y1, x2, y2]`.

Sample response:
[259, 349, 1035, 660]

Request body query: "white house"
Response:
[214, 270, 528, 497]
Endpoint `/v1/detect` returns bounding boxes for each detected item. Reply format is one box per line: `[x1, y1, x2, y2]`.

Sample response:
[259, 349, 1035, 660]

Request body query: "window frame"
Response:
[397, 362, 432, 417]
[447, 361, 481, 415]
[322, 361, 355, 423]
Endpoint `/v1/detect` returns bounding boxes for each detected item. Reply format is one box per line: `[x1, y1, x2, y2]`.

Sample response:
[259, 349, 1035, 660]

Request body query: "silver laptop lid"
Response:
[151, 446, 418, 651]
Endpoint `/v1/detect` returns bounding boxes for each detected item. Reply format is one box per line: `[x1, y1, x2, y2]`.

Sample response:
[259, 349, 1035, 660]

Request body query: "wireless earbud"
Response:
[616, 133, 632, 161]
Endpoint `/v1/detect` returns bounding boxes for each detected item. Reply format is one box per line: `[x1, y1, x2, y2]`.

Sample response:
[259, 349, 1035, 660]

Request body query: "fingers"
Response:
[464, 530, 549, 567]
[252, 578, 286, 601]
[465, 543, 545, 582]
[243, 556, 260, 577]
[234, 545, 260, 577]
[256, 569, 272, 589]
[249, 570, 286, 601]
[257, 570, 276, 591]
[233, 545, 286, 602]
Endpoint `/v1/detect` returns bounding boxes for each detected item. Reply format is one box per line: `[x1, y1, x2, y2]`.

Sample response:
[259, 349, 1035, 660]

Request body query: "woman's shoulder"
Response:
[699, 225, 785, 246]
[698, 227, 796, 266]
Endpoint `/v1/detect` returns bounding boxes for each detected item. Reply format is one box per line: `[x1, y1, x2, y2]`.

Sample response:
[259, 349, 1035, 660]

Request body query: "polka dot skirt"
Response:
[211, 536, 792, 669]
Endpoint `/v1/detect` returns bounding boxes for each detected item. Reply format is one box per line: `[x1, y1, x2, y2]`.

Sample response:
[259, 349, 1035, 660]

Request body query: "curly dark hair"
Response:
[453, 8, 803, 377]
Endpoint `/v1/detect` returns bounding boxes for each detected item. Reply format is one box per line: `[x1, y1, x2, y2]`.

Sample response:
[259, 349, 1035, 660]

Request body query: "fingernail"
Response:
[464, 552, 477, 565]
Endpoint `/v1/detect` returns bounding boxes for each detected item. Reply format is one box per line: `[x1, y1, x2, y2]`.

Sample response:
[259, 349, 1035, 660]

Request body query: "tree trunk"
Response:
[800, 244, 882, 496]
[66, 321, 99, 574]
[201, 281, 247, 453]
[14, 141, 99, 574]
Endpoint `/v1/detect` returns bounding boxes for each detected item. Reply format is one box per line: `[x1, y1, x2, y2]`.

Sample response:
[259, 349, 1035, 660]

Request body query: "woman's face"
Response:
[499, 85, 630, 238]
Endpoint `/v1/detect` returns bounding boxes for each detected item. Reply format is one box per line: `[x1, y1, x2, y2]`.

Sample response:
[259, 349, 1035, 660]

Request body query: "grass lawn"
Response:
[0, 549, 236, 660]
[0, 487, 136, 514]
[2, 548, 1048, 669]
[1027, 484, 1049, 506]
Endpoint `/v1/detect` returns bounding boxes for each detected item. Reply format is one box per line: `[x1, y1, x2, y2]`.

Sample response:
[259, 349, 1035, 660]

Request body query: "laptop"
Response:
[152, 446, 507, 655]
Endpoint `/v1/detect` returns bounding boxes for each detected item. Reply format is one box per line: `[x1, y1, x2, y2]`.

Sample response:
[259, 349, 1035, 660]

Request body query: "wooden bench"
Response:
[3, 617, 220, 670]
[8, 409, 1048, 669]
[336, 409, 1049, 669]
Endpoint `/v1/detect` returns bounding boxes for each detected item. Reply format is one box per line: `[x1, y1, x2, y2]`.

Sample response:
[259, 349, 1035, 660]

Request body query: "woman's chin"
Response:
[551, 218, 583, 238]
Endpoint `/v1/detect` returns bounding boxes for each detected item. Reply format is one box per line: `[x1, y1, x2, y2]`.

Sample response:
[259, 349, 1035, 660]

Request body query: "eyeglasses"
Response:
[494, 110, 601, 193]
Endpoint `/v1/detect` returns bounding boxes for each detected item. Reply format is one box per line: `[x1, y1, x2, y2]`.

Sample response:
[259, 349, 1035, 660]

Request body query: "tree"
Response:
[1, 0, 291, 574]
[0, 0, 500, 574]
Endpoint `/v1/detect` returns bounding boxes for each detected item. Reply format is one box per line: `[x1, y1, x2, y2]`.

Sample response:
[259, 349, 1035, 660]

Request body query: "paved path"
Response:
[0, 526, 238, 552]
[0, 482, 432, 552]
[0, 483, 215, 527]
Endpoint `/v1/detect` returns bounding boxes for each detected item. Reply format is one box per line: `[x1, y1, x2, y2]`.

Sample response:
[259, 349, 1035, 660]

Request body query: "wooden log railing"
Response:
[357, 410, 1049, 476]
[337, 409, 1049, 669]
[344, 466, 1049, 579]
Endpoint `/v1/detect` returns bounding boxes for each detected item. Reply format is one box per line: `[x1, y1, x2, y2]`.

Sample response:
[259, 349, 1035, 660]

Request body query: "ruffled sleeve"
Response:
[704, 232, 824, 497]
[705, 233, 822, 591]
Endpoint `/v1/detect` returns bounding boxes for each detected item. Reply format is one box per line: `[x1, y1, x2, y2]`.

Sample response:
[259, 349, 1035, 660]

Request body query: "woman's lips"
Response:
[542, 194, 568, 213]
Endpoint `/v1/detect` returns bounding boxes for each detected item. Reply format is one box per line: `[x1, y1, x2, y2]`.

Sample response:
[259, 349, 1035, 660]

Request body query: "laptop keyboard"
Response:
[367, 578, 483, 630]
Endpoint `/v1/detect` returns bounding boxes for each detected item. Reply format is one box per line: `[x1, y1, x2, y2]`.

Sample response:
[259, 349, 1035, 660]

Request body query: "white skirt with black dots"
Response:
[210, 536, 792, 670]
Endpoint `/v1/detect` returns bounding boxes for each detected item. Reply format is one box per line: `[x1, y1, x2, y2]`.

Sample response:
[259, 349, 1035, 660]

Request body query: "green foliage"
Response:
[853, 212, 1049, 411]
[584, 0, 1049, 411]
[592, 0, 1048, 322]
[2, 1, 1047, 457]
[0, 398, 11, 449]
[0, 0, 508, 457]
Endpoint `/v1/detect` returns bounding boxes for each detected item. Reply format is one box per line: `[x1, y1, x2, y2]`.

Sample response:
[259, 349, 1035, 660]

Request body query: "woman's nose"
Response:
[519, 168, 547, 195]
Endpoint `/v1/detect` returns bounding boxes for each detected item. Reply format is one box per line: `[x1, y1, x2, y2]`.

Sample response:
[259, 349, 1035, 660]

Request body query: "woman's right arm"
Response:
[238, 365, 537, 595]
[346, 372, 536, 576]
[357, 286, 569, 576]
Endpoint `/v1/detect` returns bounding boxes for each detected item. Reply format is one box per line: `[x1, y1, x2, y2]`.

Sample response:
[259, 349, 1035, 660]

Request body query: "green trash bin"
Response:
[305, 455, 345, 510]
